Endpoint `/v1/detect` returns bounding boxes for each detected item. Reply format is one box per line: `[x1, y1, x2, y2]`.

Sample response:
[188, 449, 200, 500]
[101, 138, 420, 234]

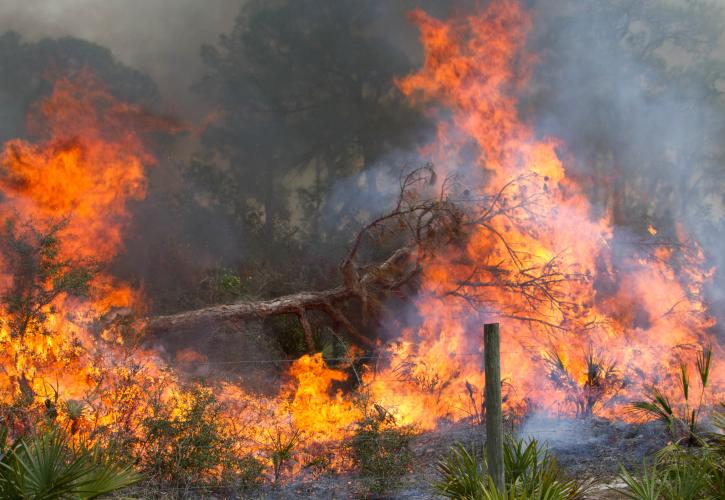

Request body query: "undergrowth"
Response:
[433, 435, 590, 499]
[350, 406, 414, 495]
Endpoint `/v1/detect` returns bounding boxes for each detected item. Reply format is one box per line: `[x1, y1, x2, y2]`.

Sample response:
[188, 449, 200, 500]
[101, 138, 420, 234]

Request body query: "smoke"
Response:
[526, 0, 725, 325]
[0, 0, 242, 116]
[519, 412, 602, 448]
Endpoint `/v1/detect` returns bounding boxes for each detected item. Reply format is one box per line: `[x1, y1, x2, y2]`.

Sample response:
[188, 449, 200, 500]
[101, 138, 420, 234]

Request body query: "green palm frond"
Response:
[0, 425, 140, 499]
[695, 346, 712, 389]
[628, 390, 674, 427]
[616, 462, 662, 500]
[434, 437, 589, 499]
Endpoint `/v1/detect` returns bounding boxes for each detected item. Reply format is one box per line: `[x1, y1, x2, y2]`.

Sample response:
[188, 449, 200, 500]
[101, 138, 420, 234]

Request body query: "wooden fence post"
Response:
[484, 322, 505, 493]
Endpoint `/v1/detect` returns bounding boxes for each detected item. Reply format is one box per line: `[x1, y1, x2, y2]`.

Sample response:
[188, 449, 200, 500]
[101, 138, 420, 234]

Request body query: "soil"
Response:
[245, 417, 668, 499]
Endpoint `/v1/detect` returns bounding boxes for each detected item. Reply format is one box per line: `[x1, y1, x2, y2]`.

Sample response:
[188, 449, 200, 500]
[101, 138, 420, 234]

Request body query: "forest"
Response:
[0, 0, 723, 498]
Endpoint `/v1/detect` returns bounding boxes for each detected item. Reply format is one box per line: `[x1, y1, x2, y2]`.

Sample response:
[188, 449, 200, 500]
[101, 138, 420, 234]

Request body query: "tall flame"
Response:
[364, 0, 721, 426]
[0, 0, 720, 482]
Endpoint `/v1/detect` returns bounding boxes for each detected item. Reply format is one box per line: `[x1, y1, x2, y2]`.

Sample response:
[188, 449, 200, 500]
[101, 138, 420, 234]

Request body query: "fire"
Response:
[364, 0, 722, 423]
[0, 71, 171, 431]
[0, 0, 721, 485]
[283, 354, 360, 439]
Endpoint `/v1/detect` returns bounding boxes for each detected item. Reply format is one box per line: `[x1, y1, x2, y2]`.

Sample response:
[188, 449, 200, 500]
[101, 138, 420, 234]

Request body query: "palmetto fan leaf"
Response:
[0, 425, 140, 499]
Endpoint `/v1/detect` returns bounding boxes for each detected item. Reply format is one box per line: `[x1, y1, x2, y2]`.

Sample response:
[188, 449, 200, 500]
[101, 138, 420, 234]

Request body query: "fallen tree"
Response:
[135, 167, 460, 353]
[142, 245, 417, 351]
[127, 169, 574, 353]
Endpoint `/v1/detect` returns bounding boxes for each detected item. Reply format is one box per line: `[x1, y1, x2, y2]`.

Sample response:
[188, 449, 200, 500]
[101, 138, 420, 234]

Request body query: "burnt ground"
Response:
[247, 417, 669, 499]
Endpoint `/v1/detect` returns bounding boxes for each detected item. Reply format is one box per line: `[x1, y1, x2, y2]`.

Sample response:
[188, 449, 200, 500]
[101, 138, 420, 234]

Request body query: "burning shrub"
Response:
[138, 385, 242, 492]
[349, 407, 414, 494]
[433, 436, 590, 499]
[0, 218, 94, 399]
[629, 345, 713, 444]
[236, 453, 265, 491]
[544, 348, 625, 418]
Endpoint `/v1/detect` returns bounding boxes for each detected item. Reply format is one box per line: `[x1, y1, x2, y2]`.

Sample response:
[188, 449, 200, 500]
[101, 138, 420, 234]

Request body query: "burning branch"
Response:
[131, 169, 585, 357]
[137, 167, 463, 352]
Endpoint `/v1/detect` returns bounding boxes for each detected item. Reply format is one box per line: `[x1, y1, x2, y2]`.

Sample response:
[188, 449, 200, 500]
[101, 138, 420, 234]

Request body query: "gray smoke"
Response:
[0, 0, 242, 116]
[527, 0, 725, 322]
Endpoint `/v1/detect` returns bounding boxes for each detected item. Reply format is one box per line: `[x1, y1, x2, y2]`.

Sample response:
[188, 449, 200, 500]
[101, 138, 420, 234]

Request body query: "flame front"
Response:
[0, 0, 721, 483]
[0, 72, 149, 402]
[365, 0, 721, 426]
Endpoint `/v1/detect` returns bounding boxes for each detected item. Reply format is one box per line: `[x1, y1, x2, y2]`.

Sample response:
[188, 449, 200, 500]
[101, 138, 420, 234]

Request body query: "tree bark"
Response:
[139, 246, 417, 350]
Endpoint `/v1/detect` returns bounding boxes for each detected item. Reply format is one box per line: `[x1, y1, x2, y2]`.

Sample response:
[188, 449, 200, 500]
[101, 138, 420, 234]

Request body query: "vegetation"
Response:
[0, 219, 93, 341]
[629, 346, 712, 443]
[266, 427, 301, 484]
[139, 386, 246, 491]
[0, 424, 139, 499]
[433, 436, 588, 499]
[617, 404, 725, 499]
[544, 347, 625, 418]
[0, 0, 724, 497]
[350, 410, 414, 494]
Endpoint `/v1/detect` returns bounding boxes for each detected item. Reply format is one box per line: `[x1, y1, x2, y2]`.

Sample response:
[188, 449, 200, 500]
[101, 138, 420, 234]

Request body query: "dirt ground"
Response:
[247, 416, 668, 499]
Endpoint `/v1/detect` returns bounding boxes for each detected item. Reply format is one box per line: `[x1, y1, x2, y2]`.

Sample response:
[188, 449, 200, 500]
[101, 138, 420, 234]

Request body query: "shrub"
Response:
[235, 454, 265, 491]
[617, 403, 725, 499]
[0, 423, 140, 499]
[350, 410, 414, 494]
[433, 436, 589, 499]
[629, 345, 713, 443]
[139, 385, 239, 490]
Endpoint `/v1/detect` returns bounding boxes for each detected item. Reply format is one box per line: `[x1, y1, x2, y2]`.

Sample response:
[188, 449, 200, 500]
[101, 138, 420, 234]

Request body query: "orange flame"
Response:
[0, 1, 721, 482]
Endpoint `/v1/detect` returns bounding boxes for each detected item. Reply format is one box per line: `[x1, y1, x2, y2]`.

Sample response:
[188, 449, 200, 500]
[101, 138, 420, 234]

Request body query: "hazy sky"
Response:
[0, 0, 243, 115]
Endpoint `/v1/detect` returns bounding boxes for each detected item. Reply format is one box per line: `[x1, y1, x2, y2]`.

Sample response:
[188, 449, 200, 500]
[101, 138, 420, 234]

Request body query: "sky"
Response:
[0, 0, 243, 115]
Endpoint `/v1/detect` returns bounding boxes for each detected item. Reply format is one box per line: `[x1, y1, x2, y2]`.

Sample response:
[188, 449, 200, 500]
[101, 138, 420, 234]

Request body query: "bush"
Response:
[139, 385, 240, 490]
[236, 454, 265, 492]
[433, 436, 589, 499]
[0, 423, 140, 499]
[617, 403, 725, 499]
[350, 410, 414, 494]
[629, 345, 712, 444]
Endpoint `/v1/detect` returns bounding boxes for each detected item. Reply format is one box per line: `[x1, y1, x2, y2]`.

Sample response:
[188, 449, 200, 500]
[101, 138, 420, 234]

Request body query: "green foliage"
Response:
[236, 454, 264, 491]
[618, 461, 663, 500]
[629, 345, 712, 443]
[617, 404, 725, 499]
[266, 427, 301, 483]
[433, 436, 588, 499]
[349, 411, 414, 494]
[139, 385, 238, 488]
[433, 442, 486, 499]
[200, 267, 251, 304]
[0, 424, 139, 499]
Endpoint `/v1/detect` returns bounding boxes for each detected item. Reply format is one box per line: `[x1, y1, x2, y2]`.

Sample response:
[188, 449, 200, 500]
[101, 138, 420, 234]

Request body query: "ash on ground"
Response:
[247, 417, 668, 499]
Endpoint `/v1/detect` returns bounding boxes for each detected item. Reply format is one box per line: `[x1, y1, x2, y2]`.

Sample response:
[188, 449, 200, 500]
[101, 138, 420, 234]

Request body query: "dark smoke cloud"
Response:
[0, 0, 243, 116]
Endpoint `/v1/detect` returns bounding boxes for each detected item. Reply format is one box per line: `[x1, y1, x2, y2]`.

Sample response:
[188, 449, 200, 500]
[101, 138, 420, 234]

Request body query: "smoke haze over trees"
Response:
[0, 0, 723, 351]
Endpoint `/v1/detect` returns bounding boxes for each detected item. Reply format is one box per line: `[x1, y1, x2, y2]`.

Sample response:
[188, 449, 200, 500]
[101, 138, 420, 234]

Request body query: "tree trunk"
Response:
[137, 246, 417, 350]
